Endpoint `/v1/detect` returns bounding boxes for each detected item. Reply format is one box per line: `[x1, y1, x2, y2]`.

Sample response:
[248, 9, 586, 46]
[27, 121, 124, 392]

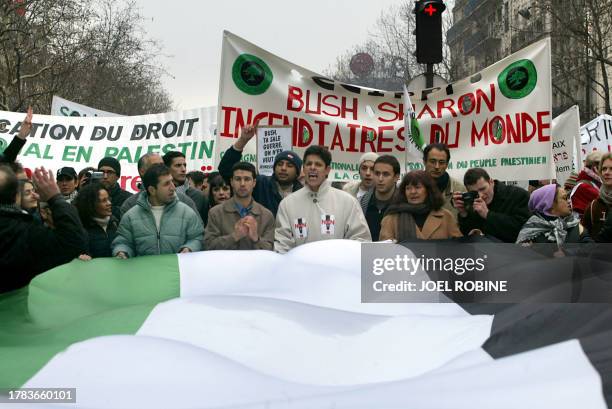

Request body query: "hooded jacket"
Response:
[274, 180, 371, 253]
[112, 193, 203, 257]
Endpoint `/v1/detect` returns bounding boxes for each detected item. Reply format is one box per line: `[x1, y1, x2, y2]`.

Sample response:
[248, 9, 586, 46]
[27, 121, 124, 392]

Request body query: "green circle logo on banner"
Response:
[410, 118, 425, 151]
[0, 138, 7, 154]
[498, 59, 537, 99]
[232, 54, 273, 95]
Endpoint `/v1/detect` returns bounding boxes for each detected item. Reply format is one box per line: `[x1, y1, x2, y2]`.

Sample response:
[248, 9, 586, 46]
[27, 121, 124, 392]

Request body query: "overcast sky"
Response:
[136, 0, 408, 110]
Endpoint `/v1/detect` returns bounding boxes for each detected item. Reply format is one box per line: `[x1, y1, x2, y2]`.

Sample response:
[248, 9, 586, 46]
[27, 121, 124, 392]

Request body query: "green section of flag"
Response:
[0, 255, 180, 388]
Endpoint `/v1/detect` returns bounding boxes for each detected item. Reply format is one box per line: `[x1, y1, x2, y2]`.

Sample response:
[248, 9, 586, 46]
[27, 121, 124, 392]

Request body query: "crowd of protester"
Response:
[2, 111, 611, 293]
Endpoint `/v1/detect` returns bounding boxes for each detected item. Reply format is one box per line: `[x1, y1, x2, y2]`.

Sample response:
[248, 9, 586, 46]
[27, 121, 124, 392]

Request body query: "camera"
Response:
[461, 191, 479, 206]
[82, 171, 104, 187]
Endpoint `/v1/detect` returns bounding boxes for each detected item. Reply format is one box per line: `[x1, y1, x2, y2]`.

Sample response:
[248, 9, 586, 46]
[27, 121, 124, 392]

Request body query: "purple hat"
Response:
[528, 183, 558, 216]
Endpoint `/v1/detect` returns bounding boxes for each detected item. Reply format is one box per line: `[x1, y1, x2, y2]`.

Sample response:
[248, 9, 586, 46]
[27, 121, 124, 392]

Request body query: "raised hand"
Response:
[31, 167, 60, 202]
[234, 124, 257, 151]
[17, 106, 33, 140]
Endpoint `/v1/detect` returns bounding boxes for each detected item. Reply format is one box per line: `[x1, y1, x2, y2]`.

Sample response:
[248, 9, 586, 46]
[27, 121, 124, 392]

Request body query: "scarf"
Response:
[385, 202, 431, 241]
[63, 190, 79, 203]
[175, 181, 189, 196]
[435, 172, 450, 193]
[583, 167, 602, 186]
[92, 216, 111, 231]
[516, 213, 579, 245]
[600, 185, 612, 206]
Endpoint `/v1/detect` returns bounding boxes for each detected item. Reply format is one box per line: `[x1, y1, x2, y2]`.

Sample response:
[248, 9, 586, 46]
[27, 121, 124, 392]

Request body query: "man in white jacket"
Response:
[274, 145, 372, 254]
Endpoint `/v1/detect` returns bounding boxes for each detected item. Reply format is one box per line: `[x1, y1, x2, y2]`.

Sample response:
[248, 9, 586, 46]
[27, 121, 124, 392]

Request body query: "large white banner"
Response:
[0, 108, 216, 192]
[581, 114, 612, 156]
[551, 105, 582, 185]
[51, 96, 123, 117]
[217, 31, 554, 181]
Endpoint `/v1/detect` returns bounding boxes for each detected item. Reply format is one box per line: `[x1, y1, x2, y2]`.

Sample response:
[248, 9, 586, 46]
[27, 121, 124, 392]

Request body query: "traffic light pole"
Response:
[425, 63, 434, 88]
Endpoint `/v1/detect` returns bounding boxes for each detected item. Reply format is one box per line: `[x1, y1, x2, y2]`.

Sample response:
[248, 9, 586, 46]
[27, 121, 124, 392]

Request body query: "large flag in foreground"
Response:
[0, 240, 610, 408]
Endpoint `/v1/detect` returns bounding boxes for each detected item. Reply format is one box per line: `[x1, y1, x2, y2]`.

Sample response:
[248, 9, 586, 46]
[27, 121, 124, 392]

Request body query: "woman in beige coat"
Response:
[379, 170, 462, 242]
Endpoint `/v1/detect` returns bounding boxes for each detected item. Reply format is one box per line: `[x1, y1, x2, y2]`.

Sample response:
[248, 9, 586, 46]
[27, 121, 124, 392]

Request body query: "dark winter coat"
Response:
[107, 183, 133, 221]
[0, 136, 26, 164]
[83, 217, 119, 258]
[584, 198, 612, 242]
[458, 181, 530, 243]
[0, 195, 88, 293]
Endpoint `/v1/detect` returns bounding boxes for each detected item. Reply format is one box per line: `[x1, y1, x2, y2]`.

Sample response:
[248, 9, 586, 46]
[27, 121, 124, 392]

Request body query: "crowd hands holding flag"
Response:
[2, 111, 612, 293]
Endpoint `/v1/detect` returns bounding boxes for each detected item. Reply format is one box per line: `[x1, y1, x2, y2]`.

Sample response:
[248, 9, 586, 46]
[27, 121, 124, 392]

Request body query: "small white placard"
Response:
[257, 126, 293, 176]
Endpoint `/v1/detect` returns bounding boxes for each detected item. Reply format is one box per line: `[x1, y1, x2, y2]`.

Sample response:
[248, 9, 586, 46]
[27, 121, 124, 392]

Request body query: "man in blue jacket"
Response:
[218, 124, 302, 217]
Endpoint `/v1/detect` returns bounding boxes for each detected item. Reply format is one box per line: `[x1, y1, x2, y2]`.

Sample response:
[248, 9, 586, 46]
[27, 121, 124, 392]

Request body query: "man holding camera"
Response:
[423, 144, 466, 220]
[452, 168, 530, 243]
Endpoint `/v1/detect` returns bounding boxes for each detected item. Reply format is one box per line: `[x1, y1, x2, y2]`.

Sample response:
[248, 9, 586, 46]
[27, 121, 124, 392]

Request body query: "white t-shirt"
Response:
[150, 205, 165, 231]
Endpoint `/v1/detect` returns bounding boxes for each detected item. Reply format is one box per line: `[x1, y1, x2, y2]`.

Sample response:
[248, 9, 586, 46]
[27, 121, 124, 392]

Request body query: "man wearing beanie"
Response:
[342, 152, 379, 200]
[423, 143, 466, 219]
[98, 157, 132, 220]
[218, 124, 302, 217]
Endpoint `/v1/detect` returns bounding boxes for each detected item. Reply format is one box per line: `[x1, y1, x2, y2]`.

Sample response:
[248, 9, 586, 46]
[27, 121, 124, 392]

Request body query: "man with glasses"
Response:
[423, 143, 465, 219]
[204, 162, 274, 250]
[98, 157, 132, 220]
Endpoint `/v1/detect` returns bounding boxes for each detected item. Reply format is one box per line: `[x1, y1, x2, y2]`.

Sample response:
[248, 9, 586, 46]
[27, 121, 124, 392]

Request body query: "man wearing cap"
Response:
[56, 167, 79, 203]
[342, 152, 379, 200]
[218, 124, 303, 217]
[98, 157, 132, 220]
